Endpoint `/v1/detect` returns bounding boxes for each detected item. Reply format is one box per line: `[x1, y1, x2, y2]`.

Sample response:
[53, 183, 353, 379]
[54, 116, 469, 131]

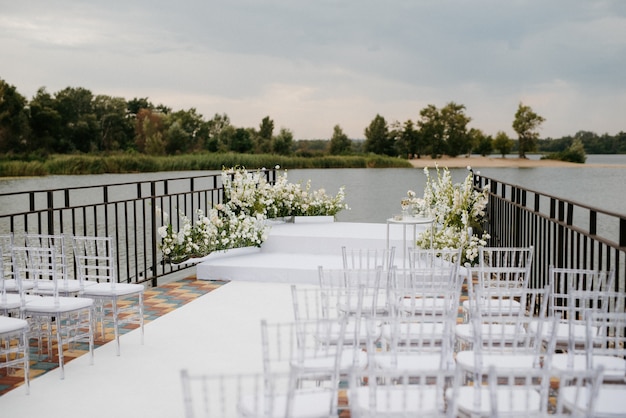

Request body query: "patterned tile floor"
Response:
[0, 276, 226, 396]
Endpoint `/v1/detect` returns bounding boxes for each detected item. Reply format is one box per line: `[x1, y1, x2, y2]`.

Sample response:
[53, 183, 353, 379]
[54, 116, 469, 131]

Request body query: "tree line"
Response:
[1, 78, 623, 161]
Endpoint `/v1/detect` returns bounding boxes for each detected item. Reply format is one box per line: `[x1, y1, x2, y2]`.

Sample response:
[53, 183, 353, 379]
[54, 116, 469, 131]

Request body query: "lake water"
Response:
[1, 155, 625, 225]
[286, 154, 626, 223]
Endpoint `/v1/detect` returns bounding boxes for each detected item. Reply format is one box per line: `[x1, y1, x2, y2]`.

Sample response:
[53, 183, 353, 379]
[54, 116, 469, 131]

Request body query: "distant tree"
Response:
[145, 130, 166, 155]
[418, 105, 445, 158]
[165, 122, 188, 154]
[401, 120, 420, 158]
[28, 88, 62, 152]
[512, 103, 545, 158]
[329, 124, 351, 155]
[54, 87, 97, 152]
[205, 113, 231, 152]
[388, 120, 404, 157]
[230, 128, 253, 153]
[134, 108, 165, 153]
[493, 131, 514, 157]
[272, 128, 294, 155]
[92, 95, 133, 151]
[0, 78, 29, 153]
[470, 128, 492, 156]
[257, 116, 274, 153]
[127, 97, 153, 116]
[545, 138, 586, 163]
[364, 114, 393, 155]
[165, 108, 206, 153]
[441, 102, 471, 157]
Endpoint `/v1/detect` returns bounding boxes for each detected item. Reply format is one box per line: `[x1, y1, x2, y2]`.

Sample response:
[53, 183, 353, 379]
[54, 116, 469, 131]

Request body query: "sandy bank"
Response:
[407, 155, 617, 169]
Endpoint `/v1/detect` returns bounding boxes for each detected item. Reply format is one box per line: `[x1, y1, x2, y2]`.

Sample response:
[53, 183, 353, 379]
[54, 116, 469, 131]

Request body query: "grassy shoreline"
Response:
[0, 153, 412, 177]
[2, 152, 619, 178]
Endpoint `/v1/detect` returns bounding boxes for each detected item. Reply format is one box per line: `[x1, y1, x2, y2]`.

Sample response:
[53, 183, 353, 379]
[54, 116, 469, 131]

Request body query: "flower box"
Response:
[292, 215, 335, 224]
[171, 246, 261, 266]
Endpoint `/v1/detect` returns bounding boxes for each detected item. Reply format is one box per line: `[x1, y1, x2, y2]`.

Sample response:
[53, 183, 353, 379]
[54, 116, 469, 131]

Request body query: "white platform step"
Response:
[196, 221, 431, 284]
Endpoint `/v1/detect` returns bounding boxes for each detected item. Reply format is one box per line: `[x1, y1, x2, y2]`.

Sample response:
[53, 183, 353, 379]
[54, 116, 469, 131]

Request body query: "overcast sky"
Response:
[1, 0, 625, 140]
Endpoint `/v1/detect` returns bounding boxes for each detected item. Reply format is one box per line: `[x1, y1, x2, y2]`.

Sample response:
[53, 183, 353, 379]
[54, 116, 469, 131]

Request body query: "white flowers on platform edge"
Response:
[158, 166, 349, 264]
[413, 165, 490, 265]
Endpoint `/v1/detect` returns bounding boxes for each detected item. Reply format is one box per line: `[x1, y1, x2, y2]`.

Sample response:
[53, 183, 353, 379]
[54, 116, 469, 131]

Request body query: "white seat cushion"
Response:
[530, 319, 589, 346]
[25, 295, 93, 313]
[35, 279, 83, 294]
[551, 353, 626, 381]
[2, 279, 36, 292]
[399, 296, 449, 314]
[83, 282, 144, 297]
[373, 352, 445, 373]
[456, 351, 538, 372]
[561, 384, 626, 418]
[239, 388, 335, 418]
[450, 385, 541, 416]
[351, 386, 441, 415]
[0, 316, 29, 334]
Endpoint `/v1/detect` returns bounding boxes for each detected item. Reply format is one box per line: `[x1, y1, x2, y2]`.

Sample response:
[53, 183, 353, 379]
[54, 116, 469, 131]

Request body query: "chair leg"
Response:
[56, 321, 65, 380]
[112, 299, 120, 356]
[88, 308, 94, 365]
[139, 293, 145, 345]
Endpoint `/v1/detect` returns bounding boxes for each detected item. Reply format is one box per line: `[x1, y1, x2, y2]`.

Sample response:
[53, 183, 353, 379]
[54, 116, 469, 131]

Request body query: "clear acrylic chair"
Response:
[181, 369, 339, 418]
[341, 246, 396, 271]
[460, 246, 534, 322]
[0, 314, 30, 394]
[0, 247, 27, 317]
[72, 235, 144, 356]
[16, 245, 94, 379]
[366, 309, 457, 378]
[370, 263, 462, 374]
[540, 266, 616, 352]
[24, 233, 88, 296]
[349, 367, 454, 418]
[291, 285, 324, 322]
[455, 273, 547, 352]
[406, 247, 462, 270]
[318, 266, 387, 317]
[2, 235, 35, 295]
[455, 286, 554, 382]
[552, 308, 626, 383]
[554, 366, 607, 417]
[261, 317, 363, 385]
[450, 365, 551, 418]
[391, 249, 462, 319]
[260, 318, 350, 415]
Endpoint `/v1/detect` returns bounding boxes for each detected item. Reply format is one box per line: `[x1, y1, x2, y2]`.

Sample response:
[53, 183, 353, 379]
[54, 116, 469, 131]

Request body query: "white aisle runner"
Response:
[0, 281, 297, 418]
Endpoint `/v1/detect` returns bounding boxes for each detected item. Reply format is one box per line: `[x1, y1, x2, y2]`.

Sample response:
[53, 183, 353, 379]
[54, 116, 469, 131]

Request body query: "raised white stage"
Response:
[196, 221, 431, 284]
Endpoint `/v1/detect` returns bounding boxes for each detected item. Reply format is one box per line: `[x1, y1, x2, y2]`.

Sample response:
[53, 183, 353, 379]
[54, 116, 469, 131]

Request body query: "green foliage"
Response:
[364, 114, 394, 156]
[542, 138, 586, 163]
[271, 128, 294, 155]
[329, 124, 351, 155]
[417, 103, 473, 158]
[493, 131, 514, 157]
[0, 152, 411, 177]
[4, 76, 624, 169]
[512, 102, 545, 158]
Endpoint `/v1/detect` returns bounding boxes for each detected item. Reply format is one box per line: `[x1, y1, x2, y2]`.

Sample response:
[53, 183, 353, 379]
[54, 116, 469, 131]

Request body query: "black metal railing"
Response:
[472, 172, 626, 302]
[0, 169, 276, 287]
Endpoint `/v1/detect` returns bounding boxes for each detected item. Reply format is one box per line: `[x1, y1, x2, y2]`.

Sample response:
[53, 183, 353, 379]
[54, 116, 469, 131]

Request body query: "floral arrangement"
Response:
[158, 207, 268, 264]
[413, 165, 490, 265]
[221, 166, 349, 219]
[158, 166, 349, 264]
[401, 190, 431, 218]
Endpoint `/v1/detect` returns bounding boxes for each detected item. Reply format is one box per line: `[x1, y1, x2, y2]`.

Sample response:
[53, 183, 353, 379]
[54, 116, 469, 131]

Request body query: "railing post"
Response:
[150, 181, 158, 287]
[46, 191, 54, 235]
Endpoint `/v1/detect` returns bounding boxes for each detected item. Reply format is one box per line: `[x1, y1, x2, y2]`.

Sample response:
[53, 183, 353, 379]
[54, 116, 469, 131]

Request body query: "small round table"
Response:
[386, 216, 434, 269]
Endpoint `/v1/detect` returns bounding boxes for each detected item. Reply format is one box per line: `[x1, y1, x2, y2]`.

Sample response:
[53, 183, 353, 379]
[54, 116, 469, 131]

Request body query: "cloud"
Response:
[1, 0, 624, 139]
